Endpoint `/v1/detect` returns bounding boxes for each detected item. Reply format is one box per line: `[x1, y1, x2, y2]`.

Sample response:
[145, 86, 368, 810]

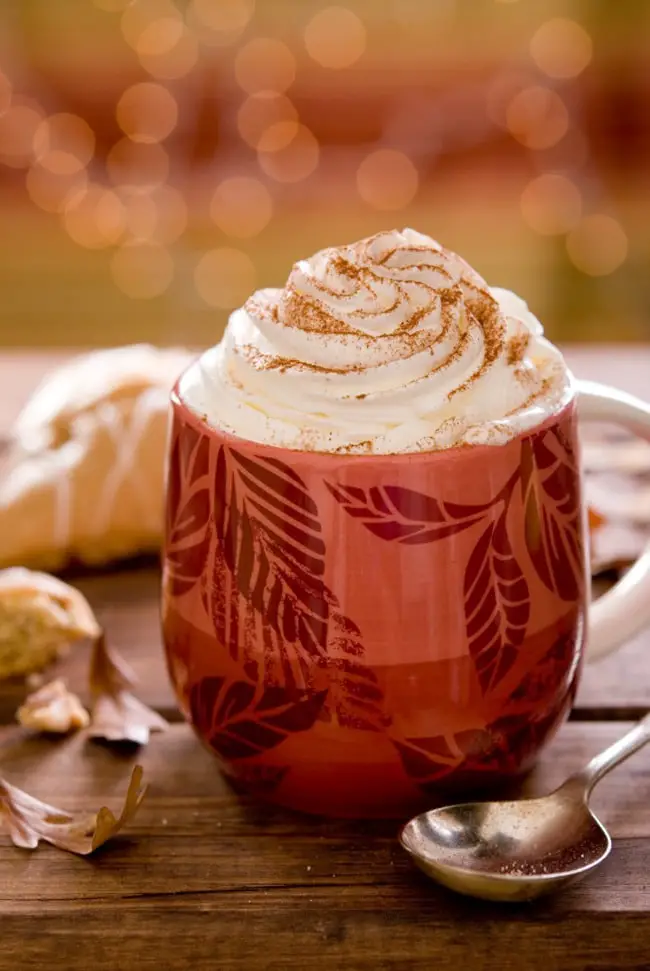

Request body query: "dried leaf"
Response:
[0, 569, 101, 679]
[89, 635, 168, 745]
[17, 679, 89, 734]
[0, 764, 146, 854]
[90, 692, 168, 746]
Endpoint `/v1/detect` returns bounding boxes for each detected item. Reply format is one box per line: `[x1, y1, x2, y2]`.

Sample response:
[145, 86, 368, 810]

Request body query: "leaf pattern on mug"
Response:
[211, 447, 387, 731]
[393, 729, 493, 790]
[393, 704, 567, 793]
[521, 426, 584, 602]
[511, 627, 578, 707]
[189, 676, 327, 760]
[464, 512, 530, 695]
[166, 424, 212, 597]
[325, 482, 497, 544]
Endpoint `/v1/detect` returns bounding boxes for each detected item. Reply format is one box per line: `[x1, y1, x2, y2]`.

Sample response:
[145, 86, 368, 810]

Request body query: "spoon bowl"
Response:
[400, 787, 611, 902]
[400, 713, 650, 902]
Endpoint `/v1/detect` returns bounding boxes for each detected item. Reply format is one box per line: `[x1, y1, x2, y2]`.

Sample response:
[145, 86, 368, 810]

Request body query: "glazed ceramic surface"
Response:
[163, 391, 587, 817]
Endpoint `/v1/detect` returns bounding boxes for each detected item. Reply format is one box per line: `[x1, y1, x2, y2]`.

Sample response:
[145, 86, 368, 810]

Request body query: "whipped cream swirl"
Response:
[182, 229, 571, 453]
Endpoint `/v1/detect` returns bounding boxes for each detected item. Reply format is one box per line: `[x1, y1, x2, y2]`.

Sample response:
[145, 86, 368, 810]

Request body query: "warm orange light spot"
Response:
[137, 17, 184, 56]
[237, 92, 298, 150]
[111, 241, 174, 298]
[117, 189, 158, 240]
[210, 176, 273, 238]
[149, 184, 188, 243]
[506, 86, 569, 150]
[195, 248, 256, 309]
[257, 124, 319, 183]
[304, 7, 366, 69]
[235, 39, 296, 94]
[520, 174, 582, 235]
[33, 113, 95, 176]
[0, 104, 45, 168]
[566, 215, 628, 276]
[486, 73, 532, 127]
[63, 185, 125, 249]
[107, 139, 170, 188]
[117, 184, 188, 244]
[357, 149, 419, 210]
[121, 0, 181, 49]
[530, 18, 593, 79]
[188, 0, 255, 45]
[26, 164, 88, 214]
[117, 83, 178, 143]
[255, 119, 300, 154]
[138, 27, 199, 79]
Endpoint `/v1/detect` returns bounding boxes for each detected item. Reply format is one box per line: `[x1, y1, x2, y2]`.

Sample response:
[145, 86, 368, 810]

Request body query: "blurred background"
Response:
[0, 0, 648, 349]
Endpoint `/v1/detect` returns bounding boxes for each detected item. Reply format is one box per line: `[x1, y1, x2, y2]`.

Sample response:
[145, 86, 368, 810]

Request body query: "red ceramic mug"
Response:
[163, 369, 650, 818]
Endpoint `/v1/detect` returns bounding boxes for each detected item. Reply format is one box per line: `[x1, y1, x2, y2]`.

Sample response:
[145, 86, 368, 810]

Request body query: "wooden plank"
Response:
[0, 722, 650, 970]
[2, 905, 650, 971]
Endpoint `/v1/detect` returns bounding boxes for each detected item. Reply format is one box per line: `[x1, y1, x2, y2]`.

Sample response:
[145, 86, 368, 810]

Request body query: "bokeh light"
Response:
[356, 149, 419, 210]
[486, 72, 534, 127]
[111, 241, 174, 298]
[33, 113, 95, 175]
[237, 92, 298, 150]
[255, 119, 300, 153]
[120, 0, 182, 50]
[235, 39, 296, 94]
[63, 184, 125, 249]
[530, 19, 593, 79]
[107, 138, 169, 188]
[147, 185, 188, 243]
[188, 0, 255, 46]
[138, 26, 199, 79]
[117, 184, 188, 243]
[506, 86, 569, 150]
[117, 83, 178, 143]
[136, 16, 184, 56]
[26, 164, 88, 214]
[0, 70, 11, 115]
[257, 124, 319, 183]
[195, 248, 256, 309]
[121, 0, 198, 78]
[520, 174, 582, 235]
[304, 7, 367, 69]
[566, 215, 628, 276]
[0, 103, 44, 168]
[210, 177, 273, 238]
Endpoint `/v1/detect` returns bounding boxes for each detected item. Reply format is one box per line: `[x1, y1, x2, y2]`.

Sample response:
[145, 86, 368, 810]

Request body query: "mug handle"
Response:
[578, 379, 650, 661]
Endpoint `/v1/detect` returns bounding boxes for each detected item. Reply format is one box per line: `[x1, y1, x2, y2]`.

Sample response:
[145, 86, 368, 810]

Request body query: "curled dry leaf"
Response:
[0, 568, 100, 679]
[0, 764, 146, 854]
[17, 678, 90, 734]
[89, 635, 168, 745]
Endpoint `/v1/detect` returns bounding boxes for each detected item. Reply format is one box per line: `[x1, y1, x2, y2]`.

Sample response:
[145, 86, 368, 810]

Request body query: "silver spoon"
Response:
[400, 713, 650, 902]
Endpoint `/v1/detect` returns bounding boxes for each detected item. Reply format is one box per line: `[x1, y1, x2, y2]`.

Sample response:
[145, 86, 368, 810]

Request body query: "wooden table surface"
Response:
[1, 346, 650, 971]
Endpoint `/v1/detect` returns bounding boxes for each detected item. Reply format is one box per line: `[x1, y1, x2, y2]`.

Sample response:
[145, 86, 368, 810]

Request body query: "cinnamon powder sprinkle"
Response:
[506, 332, 530, 366]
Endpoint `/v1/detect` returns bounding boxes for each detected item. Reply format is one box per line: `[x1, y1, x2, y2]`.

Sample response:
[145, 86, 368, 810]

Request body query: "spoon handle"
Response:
[562, 712, 650, 799]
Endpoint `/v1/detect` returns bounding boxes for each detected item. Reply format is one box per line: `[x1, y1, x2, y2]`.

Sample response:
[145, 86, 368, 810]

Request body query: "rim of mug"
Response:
[171, 356, 578, 464]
